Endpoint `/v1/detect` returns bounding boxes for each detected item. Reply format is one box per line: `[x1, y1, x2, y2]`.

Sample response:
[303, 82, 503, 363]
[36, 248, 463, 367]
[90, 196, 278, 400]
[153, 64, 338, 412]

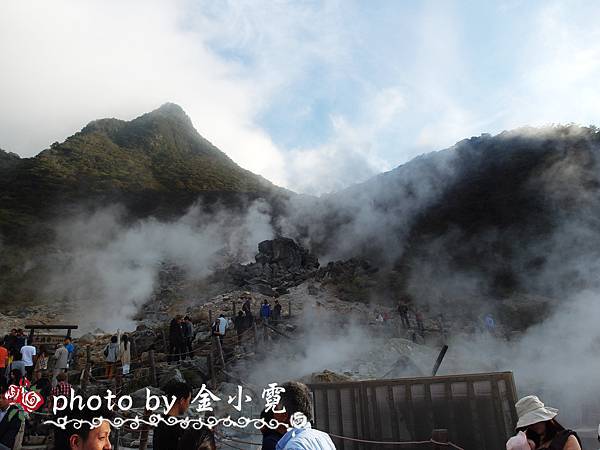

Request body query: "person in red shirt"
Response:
[0, 343, 8, 389]
[49, 372, 72, 413]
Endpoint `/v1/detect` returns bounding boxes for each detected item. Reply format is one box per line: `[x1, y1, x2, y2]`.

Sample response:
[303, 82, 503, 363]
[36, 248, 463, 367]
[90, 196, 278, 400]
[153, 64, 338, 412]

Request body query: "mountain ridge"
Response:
[0, 103, 288, 243]
[1, 104, 599, 309]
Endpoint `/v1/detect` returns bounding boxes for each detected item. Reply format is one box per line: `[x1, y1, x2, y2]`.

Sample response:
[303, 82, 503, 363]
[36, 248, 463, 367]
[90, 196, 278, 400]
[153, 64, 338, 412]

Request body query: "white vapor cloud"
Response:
[39, 201, 274, 331]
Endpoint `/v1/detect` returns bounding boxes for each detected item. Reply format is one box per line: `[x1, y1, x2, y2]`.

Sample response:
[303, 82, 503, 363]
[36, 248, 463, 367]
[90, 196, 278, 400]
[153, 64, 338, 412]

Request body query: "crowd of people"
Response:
[1, 294, 595, 450]
[0, 330, 77, 448]
[167, 293, 286, 361]
[0, 330, 77, 391]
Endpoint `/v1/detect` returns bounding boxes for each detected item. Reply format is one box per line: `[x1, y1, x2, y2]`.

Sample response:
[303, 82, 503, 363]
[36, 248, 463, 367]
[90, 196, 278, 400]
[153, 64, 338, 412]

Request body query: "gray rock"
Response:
[193, 331, 211, 346]
[77, 333, 96, 345]
[159, 368, 186, 390]
[131, 386, 163, 408]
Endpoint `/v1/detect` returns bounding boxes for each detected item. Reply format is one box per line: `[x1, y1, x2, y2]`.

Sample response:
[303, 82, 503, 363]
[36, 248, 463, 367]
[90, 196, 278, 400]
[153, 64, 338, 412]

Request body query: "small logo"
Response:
[289, 412, 308, 428]
[4, 379, 45, 413]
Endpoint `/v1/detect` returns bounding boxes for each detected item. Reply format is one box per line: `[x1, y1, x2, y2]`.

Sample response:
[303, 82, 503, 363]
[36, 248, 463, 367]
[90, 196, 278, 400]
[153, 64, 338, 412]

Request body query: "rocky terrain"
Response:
[3, 105, 600, 447]
[2, 105, 600, 316]
[213, 237, 320, 297]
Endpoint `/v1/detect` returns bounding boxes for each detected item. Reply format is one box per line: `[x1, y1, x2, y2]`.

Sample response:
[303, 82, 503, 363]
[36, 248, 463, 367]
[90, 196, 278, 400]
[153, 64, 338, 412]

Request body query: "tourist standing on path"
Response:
[233, 311, 245, 345]
[153, 381, 192, 450]
[33, 348, 48, 382]
[52, 342, 69, 387]
[182, 316, 194, 359]
[20, 339, 36, 380]
[260, 300, 272, 325]
[120, 334, 131, 375]
[169, 316, 185, 363]
[0, 343, 8, 390]
[103, 335, 120, 380]
[415, 310, 425, 337]
[397, 302, 410, 328]
[273, 300, 282, 324]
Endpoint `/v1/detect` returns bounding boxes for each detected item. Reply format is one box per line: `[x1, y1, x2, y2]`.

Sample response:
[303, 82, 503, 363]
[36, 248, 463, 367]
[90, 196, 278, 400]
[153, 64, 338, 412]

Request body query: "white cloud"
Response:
[498, 1, 600, 130]
[0, 0, 288, 185]
[283, 86, 404, 194]
[2, 0, 600, 196]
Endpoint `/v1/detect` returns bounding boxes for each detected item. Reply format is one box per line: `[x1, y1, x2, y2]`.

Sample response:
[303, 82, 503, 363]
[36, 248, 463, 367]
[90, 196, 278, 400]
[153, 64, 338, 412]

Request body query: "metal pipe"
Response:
[431, 345, 449, 376]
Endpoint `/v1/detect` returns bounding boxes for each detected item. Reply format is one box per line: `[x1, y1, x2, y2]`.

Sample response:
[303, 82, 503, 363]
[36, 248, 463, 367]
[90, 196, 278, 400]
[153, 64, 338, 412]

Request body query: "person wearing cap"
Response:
[513, 395, 581, 450]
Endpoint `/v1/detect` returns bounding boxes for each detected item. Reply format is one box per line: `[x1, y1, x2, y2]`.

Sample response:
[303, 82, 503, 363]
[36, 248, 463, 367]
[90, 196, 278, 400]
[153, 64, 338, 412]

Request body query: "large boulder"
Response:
[257, 238, 319, 271]
[179, 358, 209, 388]
[131, 328, 159, 354]
[213, 237, 320, 292]
[159, 368, 186, 390]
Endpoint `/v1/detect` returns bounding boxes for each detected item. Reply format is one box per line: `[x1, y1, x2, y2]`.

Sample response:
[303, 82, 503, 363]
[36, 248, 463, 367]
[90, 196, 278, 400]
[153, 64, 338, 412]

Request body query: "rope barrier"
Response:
[215, 431, 261, 447]
[217, 429, 465, 449]
[218, 438, 246, 450]
[326, 433, 465, 449]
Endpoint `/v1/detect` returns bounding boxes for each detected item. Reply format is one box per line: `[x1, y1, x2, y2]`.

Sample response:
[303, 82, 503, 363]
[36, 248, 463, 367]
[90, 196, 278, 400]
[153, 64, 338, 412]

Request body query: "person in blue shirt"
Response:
[273, 381, 336, 450]
[64, 337, 75, 369]
[260, 300, 272, 325]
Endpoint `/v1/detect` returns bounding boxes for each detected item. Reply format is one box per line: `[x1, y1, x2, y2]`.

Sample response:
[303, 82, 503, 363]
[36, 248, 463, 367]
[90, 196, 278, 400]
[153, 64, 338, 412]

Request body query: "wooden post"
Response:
[80, 346, 91, 393]
[432, 429, 448, 450]
[113, 426, 120, 450]
[148, 350, 157, 387]
[288, 299, 292, 318]
[233, 301, 236, 316]
[160, 328, 167, 354]
[131, 338, 137, 361]
[215, 336, 226, 368]
[138, 408, 152, 450]
[115, 370, 123, 393]
[208, 310, 213, 328]
[208, 353, 216, 391]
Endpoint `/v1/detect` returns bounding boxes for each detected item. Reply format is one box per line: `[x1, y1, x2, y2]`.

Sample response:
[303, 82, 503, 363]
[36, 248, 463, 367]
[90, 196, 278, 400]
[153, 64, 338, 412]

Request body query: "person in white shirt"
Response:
[20, 342, 36, 380]
[119, 334, 131, 375]
[52, 344, 69, 387]
[273, 381, 336, 450]
[212, 314, 228, 343]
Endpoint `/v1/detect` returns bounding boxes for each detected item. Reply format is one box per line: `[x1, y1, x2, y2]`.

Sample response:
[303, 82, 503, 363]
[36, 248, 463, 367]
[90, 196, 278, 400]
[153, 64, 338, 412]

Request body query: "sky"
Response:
[1, 0, 600, 195]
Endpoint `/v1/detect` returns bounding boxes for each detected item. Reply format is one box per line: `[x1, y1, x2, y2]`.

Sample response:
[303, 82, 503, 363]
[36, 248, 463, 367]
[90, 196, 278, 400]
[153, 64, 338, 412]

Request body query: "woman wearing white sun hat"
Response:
[508, 395, 582, 450]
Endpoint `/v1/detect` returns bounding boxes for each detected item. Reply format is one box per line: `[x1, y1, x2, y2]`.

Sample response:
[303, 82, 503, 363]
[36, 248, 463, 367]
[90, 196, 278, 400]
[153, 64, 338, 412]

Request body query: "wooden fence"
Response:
[308, 371, 518, 450]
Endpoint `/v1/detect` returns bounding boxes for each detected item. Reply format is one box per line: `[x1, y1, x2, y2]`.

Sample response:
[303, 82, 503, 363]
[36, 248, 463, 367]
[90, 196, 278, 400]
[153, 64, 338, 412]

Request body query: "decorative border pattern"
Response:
[43, 413, 308, 430]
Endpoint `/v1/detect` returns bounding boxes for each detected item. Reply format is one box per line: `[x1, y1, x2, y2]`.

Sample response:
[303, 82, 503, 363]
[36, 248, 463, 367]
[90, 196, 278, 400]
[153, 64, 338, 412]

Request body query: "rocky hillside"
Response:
[285, 125, 600, 303]
[0, 103, 288, 244]
[2, 104, 598, 318]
